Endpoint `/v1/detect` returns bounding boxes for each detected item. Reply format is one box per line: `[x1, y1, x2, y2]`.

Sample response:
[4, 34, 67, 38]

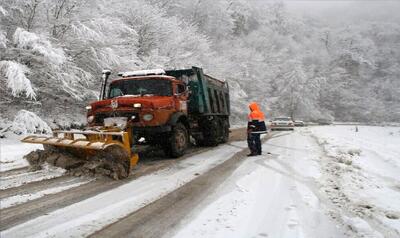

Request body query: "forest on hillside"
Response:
[1, 0, 399, 129]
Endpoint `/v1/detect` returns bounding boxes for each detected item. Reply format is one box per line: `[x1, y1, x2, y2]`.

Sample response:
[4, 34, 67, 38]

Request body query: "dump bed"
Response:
[166, 67, 230, 116]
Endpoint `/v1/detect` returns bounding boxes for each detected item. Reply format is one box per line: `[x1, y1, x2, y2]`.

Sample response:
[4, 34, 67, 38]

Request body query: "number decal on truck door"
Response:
[111, 100, 118, 110]
[180, 101, 187, 111]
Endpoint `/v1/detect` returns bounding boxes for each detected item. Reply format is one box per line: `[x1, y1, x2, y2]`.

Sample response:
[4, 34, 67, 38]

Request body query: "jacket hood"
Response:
[249, 102, 260, 112]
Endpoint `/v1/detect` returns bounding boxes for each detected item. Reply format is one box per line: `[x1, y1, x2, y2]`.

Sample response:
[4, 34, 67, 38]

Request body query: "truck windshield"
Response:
[108, 79, 172, 98]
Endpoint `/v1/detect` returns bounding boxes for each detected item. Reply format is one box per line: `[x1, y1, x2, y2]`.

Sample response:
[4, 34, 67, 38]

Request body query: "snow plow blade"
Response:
[21, 129, 139, 179]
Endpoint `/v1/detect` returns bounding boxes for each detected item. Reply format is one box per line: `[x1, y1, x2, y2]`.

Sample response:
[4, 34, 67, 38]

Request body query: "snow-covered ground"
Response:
[172, 126, 400, 238]
[310, 125, 400, 237]
[0, 134, 43, 172]
[1, 126, 399, 238]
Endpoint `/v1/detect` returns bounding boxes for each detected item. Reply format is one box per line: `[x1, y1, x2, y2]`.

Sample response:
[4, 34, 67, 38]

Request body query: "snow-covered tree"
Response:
[1, 0, 400, 127]
[11, 109, 52, 134]
[0, 61, 35, 99]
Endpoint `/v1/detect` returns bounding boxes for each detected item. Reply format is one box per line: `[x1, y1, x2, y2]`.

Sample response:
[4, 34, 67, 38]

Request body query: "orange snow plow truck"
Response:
[21, 67, 230, 179]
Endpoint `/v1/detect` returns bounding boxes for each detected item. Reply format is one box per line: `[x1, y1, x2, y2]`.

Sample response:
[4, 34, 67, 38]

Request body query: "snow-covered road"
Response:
[172, 126, 400, 238]
[172, 130, 345, 238]
[1, 140, 248, 237]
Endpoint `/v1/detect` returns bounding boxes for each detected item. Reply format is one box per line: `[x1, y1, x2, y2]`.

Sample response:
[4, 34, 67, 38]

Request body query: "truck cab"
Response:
[88, 74, 187, 128]
[86, 67, 229, 157]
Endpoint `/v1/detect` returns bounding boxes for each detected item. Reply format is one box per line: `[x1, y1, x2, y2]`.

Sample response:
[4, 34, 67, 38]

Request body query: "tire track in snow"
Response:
[0, 166, 29, 178]
[1, 177, 93, 209]
[0, 175, 78, 199]
[0, 144, 223, 231]
[0, 178, 115, 231]
[0, 165, 66, 190]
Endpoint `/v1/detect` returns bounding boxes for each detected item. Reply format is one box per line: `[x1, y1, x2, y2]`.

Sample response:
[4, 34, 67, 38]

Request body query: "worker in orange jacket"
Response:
[247, 102, 267, 156]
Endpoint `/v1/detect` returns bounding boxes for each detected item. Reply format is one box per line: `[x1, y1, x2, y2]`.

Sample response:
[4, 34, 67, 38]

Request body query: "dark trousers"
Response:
[247, 132, 261, 155]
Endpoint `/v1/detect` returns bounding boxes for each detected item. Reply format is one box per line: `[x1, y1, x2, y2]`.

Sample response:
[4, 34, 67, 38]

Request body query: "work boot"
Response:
[247, 153, 257, 157]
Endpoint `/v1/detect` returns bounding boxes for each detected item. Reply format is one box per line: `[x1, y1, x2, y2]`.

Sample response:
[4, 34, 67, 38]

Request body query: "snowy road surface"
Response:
[171, 126, 400, 238]
[1, 126, 399, 238]
[172, 130, 345, 238]
[1, 138, 248, 237]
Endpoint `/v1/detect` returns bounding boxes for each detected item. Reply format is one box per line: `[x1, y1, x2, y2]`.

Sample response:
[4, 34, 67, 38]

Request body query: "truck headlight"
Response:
[143, 114, 153, 121]
[86, 105, 92, 110]
[87, 115, 94, 123]
[133, 103, 142, 108]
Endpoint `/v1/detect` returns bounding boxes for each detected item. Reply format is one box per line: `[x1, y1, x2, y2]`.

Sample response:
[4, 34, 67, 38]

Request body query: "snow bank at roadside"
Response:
[0, 112, 50, 172]
[310, 125, 400, 237]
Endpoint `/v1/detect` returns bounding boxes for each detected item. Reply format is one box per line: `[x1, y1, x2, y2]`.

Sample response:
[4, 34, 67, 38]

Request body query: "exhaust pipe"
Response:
[99, 70, 111, 100]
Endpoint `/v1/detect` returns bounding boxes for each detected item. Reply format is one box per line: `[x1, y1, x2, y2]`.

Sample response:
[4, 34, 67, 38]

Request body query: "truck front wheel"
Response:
[164, 122, 188, 158]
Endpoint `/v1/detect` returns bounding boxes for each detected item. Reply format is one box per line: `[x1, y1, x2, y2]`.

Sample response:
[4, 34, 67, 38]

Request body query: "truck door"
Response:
[174, 83, 188, 112]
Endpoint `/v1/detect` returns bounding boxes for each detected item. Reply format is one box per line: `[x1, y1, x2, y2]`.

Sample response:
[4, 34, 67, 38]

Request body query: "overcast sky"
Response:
[260, 1, 400, 23]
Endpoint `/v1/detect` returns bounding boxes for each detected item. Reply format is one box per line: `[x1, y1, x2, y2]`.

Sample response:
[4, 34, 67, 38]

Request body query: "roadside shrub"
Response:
[11, 110, 52, 134]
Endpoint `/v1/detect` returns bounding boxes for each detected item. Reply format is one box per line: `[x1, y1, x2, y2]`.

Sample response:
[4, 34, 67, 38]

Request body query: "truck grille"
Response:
[94, 112, 140, 124]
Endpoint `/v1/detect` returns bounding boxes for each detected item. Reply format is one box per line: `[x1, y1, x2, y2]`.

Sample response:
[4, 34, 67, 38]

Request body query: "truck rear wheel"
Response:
[164, 122, 188, 158]
[221, 118, 229, 143]
[200, 118, 220, 146]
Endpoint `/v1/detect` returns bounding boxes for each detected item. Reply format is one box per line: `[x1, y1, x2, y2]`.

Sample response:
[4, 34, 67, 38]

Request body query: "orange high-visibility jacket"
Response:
[248, 102, 265, 121]
[247, 102, 267, 133]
